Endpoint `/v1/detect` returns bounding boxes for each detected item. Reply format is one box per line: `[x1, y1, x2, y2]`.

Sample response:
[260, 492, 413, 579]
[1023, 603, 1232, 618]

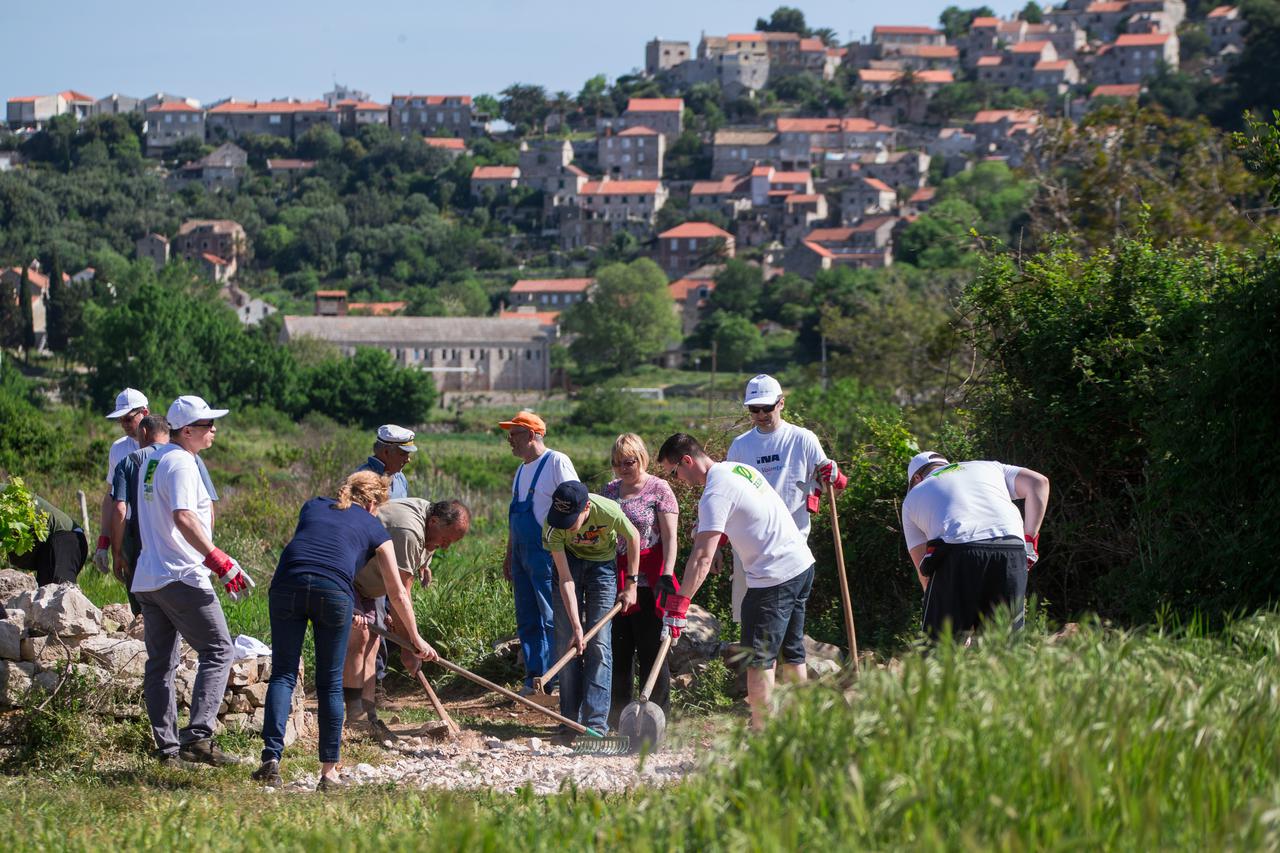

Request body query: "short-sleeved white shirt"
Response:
[900, 460, 1025, 550]
[513, 449, 579, 527]
[133, 444, 214, 593]
[697, 461, 814, 588]
[726, 421, 831, 540]
[107, 435, 139, 485]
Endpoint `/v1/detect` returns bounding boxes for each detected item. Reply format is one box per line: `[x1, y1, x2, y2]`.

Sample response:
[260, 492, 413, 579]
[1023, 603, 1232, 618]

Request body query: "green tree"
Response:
[897, 197, 983, 268]
[562, 259, 679, 377]
[939, 5, 996, 39]
[18, 265, 35, 352]
[577, 75, 613, 122]
[756, 6, 809, 35]
[707, 311, 765, 371]
[1021, 1, 1044, 23]
[500, 84, 551, 134]
[44, 254, 77, 354]
[1217, 0, 1280, 125]
[706, 259, 763, 318]
[0, 273, 20, 352]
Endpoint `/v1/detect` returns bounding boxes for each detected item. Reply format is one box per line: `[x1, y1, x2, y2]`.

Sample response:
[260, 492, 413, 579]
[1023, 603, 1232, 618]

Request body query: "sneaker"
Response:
[158, 752, 200, 770]
[178, 738, 245, 767]
[251, 758, 282, 787]
[374, 679, 388, 707]
[317, 773, 348, 792]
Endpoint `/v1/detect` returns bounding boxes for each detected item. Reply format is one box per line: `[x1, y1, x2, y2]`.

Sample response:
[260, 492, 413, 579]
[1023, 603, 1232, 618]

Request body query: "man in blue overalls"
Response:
[500, 411, 579, 695]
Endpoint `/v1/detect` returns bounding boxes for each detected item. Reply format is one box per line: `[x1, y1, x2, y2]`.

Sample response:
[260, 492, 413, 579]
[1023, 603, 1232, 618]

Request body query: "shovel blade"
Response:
[617, 699, 666, 753]
[526, 691, 559, 709]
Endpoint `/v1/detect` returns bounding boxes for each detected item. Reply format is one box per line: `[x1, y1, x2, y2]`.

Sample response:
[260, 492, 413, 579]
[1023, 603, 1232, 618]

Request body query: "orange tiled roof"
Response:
[799, 37, 826, 52]
[918, 70, 955, 83]
[626, 97, 684, 112]
[8, 96, 39, 103]
[499, 309, 561, 324]
[1091, 83, 1141, 98]
[472, 165, 519, 180]
[1011, 40, 1053, 53]
[859, 69, 901, 83]
[348, 301, 406, 316]
[669, 278, 715, 300]
[315, 290, 348, 298]
[334, 99, 386, 110]
[581, 179, 662, 195]
[873, 25, 942, 36]
[977, 55, 1006, 67]
[1085, 1, 1128, 11]
[660, 222, 732, 239]
[971, 16, 1000, 27]
[392, 94, 472, 105]
[898, 44, 959, 58]
[618, 125, 659, 136]
[266, 159, 316, 170]
[1115, 32, 1170, 47]
[4, 266, 51, 290]
[972, 109, 1040, 123]
[510, 278, 595, 294]
[424, 137, 466, 150]
[784, 193, 822, 204]
[860, 176, 894, 193]
[208, 99, 329, 114]
[1207, 5, 1236, 17]
[148, 100, 199, 113]
[770, 171, 811, 184]
[59, 90, 93, 102]
[725, 33, 766, 42]
[1035, 60, 1072, 71]
[776, 117, 894, 133]
[909, 187, 937, 202]
[691, 176, 748, 195]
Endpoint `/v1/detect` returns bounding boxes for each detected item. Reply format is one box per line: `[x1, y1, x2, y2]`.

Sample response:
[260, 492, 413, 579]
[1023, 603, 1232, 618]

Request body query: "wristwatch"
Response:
[625, 575, 639, 584]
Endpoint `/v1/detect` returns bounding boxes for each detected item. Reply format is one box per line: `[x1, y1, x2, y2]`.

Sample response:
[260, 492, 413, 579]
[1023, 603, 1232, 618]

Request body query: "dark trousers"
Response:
[609, 586, 670, 726]
[262, 574, 353, 764]
[12, 529, 88, 586]
[921, 538, 1027, 639]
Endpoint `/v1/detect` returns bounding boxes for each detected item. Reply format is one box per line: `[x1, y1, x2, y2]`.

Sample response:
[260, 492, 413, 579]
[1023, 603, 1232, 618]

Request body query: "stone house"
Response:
[169, 143, 248, 190]
[969, 110, 1041, 158]
[0, 265, 53, 347]
[7, 95, 61, 128]
[507, 278, 595, 309]
[781, 194, 829, 247]
[676, 49, 771, 98]
[1095, 32, 1179, 84]
[872, 25, 947, 49]
[1207, 6, 1246, 55]
[1080, 1, 1133, 39]
[173, 220, 248, 266]
[389, 95, 473, 138]
[1032, 59, 1081, 96]
[784, 218, 898, 276]
[93, 94, 141, 116]
[578, 178, 668, 224]
[906, 186, 938, 215]
[206, 100, 334, 142]
[518, 139, 574, 192]
[424, 137, 468, 159]
[135, 233, 170, 270]
[645, 38, 691, 75]
[887, 44, 961, 71]
[776, 117, 897, 171]
[598, 126, 665, 180]
[332, 100, 389, 132]
[656, 222, 735, 277]
[198, 253, 236, 284]
[1009, 41, 1059, 87]
[712, 128, 779, 177]
[857, 150, 931, 192]
[280, 315, 555, 392]
[689, 174, 754, 219]
[841, 177, 898, 226]
[617, 97, 684, 143]
[669, 275, 716, 337]
[146, 101, 205, 152]
[471, 165, 521, 199]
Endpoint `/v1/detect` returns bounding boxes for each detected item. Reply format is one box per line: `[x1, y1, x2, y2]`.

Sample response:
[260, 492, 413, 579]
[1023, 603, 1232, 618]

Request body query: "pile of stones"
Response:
[0, 570, 309, 746]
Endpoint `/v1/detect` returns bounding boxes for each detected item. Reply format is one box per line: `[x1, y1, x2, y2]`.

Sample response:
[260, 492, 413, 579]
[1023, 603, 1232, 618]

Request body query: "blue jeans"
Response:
[553, 553, 616, 732]
[511, 539, 556, 688]
[262, 573, 353, 764]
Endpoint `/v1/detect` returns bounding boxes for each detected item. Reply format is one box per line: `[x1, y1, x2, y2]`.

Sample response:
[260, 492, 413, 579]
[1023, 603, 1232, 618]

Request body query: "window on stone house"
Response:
[438, 111, 445, 122]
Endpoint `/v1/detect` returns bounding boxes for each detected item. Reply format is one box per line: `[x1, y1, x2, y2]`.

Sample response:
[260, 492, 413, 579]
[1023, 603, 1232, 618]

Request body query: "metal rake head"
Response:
[572, 731, 632, 755]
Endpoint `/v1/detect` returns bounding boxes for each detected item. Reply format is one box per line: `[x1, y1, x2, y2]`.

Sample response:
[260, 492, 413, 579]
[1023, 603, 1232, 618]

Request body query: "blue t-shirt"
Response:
[354, 456, 409, 500]
[274, 497, 391, 600]
[111, 445, 219, 565]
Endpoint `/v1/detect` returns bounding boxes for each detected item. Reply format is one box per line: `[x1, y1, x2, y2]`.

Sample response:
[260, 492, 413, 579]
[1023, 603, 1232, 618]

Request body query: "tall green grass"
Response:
[4, 616, 1280, 850]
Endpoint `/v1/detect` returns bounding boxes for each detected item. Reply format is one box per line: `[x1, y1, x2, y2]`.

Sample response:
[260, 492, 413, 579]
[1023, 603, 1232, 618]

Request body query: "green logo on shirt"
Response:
[732, 464, 763, 489]
[142, 458, 160, 502]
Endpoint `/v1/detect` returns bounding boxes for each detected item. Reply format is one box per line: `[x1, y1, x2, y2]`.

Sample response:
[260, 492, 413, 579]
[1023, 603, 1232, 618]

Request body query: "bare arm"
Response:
[172, 509, 215, 556]
[98, 491, 114, 541]
[109, 501, 127, 567]
[678, 530, 724, 601]
[909, 544, 929, 592]
[375, 541, 433, 657]
[1014, 469, 1051, 537]
[657, 511, 678, 577]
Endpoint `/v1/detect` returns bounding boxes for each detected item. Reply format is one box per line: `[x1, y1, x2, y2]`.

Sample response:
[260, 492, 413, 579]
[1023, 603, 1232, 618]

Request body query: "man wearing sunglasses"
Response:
[133, 395, 252, 768]
[725, 374, 846, 632]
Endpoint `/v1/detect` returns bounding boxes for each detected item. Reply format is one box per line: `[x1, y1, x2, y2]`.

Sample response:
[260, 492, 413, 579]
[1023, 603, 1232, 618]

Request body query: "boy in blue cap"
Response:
[543, 480, 641, 734]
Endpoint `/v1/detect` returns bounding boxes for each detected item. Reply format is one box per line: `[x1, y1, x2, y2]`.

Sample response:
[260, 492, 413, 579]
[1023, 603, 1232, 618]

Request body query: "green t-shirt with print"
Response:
[542, 494, 638, 562]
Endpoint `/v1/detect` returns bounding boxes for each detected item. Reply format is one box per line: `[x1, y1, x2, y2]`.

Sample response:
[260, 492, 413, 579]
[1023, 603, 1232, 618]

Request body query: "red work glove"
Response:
[818, 461, 848, 490]
[204, 547, 256, 601]
[656, 575, 690, 640]
[1025, 534, 1039, 570]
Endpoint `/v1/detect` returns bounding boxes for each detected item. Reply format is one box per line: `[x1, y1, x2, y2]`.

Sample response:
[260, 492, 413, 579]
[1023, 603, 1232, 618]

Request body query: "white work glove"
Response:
[94, 536, 112, 574]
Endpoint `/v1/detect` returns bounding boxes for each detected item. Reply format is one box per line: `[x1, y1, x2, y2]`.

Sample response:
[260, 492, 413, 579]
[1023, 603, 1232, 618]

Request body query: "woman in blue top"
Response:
[252, 471, 436, 790]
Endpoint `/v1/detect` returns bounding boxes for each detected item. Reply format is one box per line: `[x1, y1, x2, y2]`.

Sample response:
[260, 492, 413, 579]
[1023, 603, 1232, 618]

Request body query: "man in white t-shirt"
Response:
[726, 374, 845, 624]
[134, 395, 253, 768]
[499, 410, 579, 693]
[96, 388, 150, 575]
[901, 451, 1050, 638]
[657, 433, 815, 731]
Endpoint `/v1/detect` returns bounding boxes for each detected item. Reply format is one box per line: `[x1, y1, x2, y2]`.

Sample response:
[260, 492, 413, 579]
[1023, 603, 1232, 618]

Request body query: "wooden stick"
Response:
[415, 669, 460, 736]
[534, 601, 624, 692]
[639, 634, 672, 702]
[370, 624, 595, 736]
[826, 482, 860, 672]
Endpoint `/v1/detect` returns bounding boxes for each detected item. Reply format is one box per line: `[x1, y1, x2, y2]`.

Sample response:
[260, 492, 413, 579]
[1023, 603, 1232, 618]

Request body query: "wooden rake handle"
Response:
[826, 482, 860, 672]
[415, 669, 460, 736]
[370, 624, 594, 736]
[536, 601, 624, 689]
[639, 634, 673, 703]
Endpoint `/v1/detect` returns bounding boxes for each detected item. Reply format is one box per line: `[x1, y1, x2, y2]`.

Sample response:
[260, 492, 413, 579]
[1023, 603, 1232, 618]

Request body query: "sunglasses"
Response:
[188, 420, 216, 430]
[615, 458, 640, 468]
[748, 401, 779, 414]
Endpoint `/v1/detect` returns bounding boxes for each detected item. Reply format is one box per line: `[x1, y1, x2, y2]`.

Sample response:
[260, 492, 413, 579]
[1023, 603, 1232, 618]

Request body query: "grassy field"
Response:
[3, 616, 1279, 850]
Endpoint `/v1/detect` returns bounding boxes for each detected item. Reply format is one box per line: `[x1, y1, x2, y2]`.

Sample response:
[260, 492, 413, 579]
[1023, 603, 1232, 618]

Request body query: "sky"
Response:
[4, 1, 1024, 105]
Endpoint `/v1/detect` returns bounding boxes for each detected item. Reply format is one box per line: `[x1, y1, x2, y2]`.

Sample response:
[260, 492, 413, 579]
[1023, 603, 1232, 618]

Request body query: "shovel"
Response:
[529, 601, 624, 708]
[370, 624, 631, 755]
[617, 632, 673, 753]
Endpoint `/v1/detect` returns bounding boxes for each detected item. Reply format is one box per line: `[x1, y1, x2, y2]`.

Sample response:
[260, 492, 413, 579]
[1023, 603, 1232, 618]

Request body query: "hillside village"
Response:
[0, 2, 1258, 393]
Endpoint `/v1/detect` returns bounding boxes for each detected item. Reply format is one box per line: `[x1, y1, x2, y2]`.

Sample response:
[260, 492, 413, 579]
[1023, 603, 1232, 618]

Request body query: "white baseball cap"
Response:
[106, 387, 148, 419]
[167, 395, 230, 429]
[907, 451, 949, 483]
[377, 424, 418, 453]
[743, 374, 783, 407]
